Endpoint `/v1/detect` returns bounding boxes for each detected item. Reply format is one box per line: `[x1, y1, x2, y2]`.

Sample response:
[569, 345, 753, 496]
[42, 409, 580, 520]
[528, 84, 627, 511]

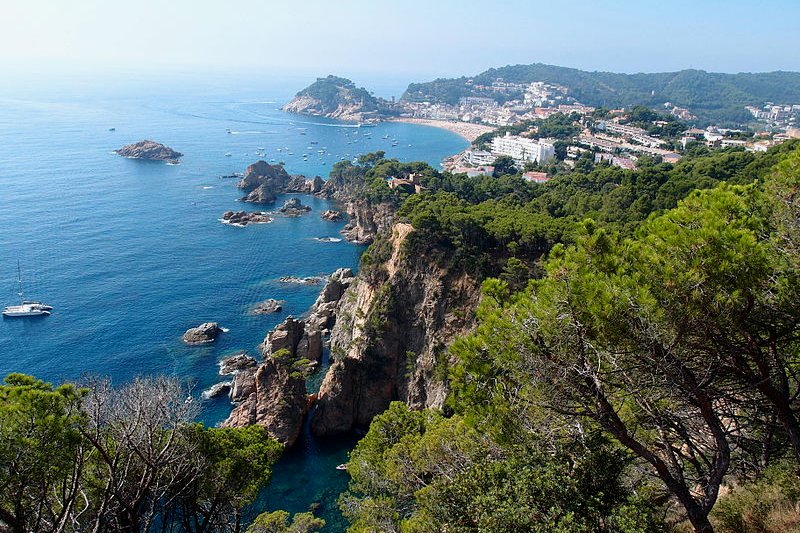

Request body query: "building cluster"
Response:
[490, 132, 556, 165]
[400, 78, 587, 127]
[745, 103, 800, 129]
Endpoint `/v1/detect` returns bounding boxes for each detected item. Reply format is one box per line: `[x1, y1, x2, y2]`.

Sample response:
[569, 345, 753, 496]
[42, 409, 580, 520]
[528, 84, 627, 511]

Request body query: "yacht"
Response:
[3, 262, 52, 317]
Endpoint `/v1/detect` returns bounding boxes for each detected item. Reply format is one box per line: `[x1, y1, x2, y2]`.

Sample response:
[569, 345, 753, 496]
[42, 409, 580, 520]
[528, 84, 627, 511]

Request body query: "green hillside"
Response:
[402, 63, 800, 124]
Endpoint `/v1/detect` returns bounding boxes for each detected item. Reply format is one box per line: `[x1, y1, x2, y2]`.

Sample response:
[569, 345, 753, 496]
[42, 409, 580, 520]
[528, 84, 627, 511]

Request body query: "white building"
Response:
[491, 132, 555, 164]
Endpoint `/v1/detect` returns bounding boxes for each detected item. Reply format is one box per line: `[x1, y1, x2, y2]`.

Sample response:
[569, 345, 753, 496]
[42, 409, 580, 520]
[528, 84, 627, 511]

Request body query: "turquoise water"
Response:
[0, 73, 466, 531]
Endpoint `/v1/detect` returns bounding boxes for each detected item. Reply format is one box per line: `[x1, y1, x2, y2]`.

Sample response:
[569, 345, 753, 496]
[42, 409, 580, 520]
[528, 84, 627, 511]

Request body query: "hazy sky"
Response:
[1, 0, 798, 81]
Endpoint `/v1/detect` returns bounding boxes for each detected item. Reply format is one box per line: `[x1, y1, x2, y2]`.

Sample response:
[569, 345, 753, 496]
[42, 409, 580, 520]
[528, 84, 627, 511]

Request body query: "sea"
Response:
[0, 69, 466, 531]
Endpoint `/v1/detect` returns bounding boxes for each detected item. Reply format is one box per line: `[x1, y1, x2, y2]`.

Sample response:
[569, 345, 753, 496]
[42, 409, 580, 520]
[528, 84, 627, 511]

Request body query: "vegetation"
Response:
[338, 143, 800, 531]
[0, 374, 319, 533]
[294, 75, 381, 114]
[402, 63, 800, 124]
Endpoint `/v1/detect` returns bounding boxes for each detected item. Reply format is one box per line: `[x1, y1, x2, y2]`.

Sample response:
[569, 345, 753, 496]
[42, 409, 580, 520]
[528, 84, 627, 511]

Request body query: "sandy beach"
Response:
[388, 118, 496, 143]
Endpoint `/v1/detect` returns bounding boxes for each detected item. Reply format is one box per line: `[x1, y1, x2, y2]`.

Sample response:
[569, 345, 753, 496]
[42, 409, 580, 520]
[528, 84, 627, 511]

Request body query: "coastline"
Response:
[387, 117, 495, 143]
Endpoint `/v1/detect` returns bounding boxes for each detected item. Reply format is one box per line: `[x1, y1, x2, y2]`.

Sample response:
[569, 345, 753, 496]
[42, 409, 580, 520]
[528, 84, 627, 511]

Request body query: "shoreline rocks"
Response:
[249, 299, 285, 315]
[115, 140, 183, 163]
[321, 210, 343, 221]
[278, 276, 323, 285]
[202, 381, 232, 400]
[279, 197, 311, 216]
[221, 210, 272, 226]
[182, 322, 224, 345]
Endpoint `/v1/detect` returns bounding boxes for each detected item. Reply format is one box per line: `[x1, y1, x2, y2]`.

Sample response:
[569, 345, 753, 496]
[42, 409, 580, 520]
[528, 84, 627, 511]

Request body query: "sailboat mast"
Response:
[17, 260, 24, 303]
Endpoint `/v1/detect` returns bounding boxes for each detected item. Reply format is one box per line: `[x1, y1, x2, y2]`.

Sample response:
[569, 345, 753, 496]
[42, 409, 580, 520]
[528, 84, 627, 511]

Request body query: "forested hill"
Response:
[402, 63, 800, 124]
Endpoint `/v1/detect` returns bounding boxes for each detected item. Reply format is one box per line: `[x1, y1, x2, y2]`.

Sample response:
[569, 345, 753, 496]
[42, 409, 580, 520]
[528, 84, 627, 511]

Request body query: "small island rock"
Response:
[279, 197, 312, 216]
[182, 322, 224, 345]
[250, 299, 285, 315]
[221, 211, 272, 226]
[115, 140, 183, 163]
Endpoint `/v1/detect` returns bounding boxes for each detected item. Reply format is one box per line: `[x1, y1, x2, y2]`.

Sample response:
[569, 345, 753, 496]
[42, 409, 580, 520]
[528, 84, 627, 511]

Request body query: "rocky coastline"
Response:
[221, 268, 356, 446]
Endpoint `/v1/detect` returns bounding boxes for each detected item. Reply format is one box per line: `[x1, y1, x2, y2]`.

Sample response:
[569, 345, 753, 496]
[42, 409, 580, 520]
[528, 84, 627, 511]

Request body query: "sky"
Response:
[1, 0, 799, 85]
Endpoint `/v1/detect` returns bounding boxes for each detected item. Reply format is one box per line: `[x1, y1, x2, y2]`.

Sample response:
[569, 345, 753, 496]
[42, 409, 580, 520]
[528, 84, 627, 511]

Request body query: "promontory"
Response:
[115, 140, 183, 163]
[282, 75, 394, 122]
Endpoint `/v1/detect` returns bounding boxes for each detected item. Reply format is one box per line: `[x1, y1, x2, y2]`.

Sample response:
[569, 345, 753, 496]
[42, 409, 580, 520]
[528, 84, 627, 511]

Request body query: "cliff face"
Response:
[311, 223, 482, 436]
[223, 269, 355, 446]
[340, 200, 395, 245]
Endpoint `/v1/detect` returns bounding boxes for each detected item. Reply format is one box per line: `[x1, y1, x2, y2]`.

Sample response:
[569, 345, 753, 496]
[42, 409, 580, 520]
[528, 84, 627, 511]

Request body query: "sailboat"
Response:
[2, 261, 52, 317]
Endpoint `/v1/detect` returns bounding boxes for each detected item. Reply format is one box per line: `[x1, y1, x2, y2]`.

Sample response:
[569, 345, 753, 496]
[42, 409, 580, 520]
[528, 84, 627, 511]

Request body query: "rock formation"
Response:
[182, 322, 224, 345]
[311, 224, 482, 436]
[115, 140, 183, 163]
[340, 200, 395, 244]
[321, 210, 343, 221]
[221, 211, 272, 226]
[222, 270, 356, 446]
[279, 197, 312, 216]
[250, 299, 285, 315]
[238, 161, 325, 204]
[202, 381, 231, 400]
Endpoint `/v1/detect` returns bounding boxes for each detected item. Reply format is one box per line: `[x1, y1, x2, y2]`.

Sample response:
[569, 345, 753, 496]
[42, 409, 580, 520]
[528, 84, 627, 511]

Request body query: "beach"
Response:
[389, 117, 496, 143]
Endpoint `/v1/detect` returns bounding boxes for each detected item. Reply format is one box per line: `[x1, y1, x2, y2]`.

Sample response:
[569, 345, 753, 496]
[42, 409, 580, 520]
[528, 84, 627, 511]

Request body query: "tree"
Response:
[246, 511, 324, 533]
[0, 374, 87, 533]
[492, 155, 517, 177]
[450, 175, 800, 532]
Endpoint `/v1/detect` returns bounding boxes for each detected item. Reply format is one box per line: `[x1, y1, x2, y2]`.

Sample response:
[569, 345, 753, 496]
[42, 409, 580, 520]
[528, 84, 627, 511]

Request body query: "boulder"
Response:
[219, 353, 258, 376]
[183, 322, 223, 345]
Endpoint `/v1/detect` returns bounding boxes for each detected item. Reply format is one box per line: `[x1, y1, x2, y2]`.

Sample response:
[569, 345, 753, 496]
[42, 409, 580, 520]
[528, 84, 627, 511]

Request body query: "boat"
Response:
[108, 127, 116, 132]
[224, 152, 232, 157]
[2, 262, 52, 318]
[336, 464, 348, 470]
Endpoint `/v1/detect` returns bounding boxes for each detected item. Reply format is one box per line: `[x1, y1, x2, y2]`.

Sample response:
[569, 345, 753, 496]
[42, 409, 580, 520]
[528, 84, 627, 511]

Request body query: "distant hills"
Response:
[401, 63, 800, 124]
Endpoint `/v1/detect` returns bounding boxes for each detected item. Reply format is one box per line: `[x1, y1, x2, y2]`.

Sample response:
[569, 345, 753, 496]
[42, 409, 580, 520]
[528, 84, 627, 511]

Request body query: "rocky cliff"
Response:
[310, 223, 482, 436]
[222, 269, 355, 446]
[340, 200, 395, 245]
[282, 75, 388, 122]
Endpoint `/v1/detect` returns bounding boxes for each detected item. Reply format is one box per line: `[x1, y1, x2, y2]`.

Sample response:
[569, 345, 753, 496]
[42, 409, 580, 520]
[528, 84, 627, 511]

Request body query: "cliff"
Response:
[222, 269, 355, 446]
[310, 223, 482, 436]
[340, 200, 395, 245]
[282, 75, 388, 122]
[115, 140, 182, 163]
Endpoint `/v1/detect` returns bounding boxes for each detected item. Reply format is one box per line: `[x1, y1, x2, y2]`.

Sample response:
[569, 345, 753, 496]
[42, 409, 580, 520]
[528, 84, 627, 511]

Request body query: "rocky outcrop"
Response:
[311, 224, 482, 436]
[238, 161, 325, 204]
[305, 268, 355, 332]
[340, 200, 395, 245]
[279, 197, 311, 216]
[250, 299, 285, 315]
[221, 211, 272, 226]
[222, 270, 356, 447]
[202, 381, 231, 400]
[321, 210, 343, 221]
[182, 322, 224, 345]
[278, 276, 323, 285]
[115, 140, 183, 163]
[219, 352, 258, 376]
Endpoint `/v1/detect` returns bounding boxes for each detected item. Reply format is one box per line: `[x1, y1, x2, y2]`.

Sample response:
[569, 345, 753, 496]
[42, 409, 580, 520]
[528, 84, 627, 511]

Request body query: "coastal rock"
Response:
[321, 210, 343, 221]
[115, 140, 183, 163]
[279, 197, 312, 216]
[202, 381, 232, 400]
[306, 268, 355, 332]
[238, 161, 291, 204]
[278, 276, 322, 285]
[221, 210, 272, 226]
[311, 223, 482, 436]
[182, 322, 224, 345]
[219, 353, 258, 376]
[259, 316, 320, 361]
[250, 299, 285, 315]
[222, 358, 308, 446]
[340, 200, 395, 245]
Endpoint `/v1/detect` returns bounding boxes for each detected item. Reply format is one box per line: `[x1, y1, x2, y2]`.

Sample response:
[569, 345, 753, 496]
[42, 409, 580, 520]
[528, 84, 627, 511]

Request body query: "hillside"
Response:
[282, 75, 389, 122]
[402, 63, 800, 124]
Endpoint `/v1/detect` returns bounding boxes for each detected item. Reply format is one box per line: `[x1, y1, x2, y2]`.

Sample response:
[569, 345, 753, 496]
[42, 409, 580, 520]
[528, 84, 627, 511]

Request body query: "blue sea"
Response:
[0, 70, 466, 531]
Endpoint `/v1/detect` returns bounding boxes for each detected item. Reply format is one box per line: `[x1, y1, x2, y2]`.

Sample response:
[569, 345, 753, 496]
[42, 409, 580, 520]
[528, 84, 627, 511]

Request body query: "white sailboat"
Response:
[2, 262, 52, 317]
